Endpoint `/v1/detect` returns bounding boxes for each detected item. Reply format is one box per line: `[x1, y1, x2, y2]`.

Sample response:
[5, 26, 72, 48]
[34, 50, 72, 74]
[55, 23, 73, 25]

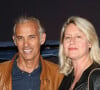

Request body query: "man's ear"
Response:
[40, 33, 46, 45]
[12, 35, 17, 46]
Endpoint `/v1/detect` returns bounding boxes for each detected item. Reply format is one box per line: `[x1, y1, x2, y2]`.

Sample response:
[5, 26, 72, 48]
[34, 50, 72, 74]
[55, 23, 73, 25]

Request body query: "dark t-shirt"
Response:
[12, 60, 41, 90]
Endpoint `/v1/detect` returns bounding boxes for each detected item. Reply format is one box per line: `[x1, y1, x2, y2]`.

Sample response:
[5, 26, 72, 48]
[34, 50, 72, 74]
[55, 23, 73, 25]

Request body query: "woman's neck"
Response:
[72, 56, 93, 78]
[69, 56, 93, 90]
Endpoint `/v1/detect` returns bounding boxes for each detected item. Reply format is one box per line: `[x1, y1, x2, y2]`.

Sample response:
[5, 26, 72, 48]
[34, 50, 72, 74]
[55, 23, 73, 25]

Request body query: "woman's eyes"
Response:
[64, 35, 82, 42]
[76, 35, 82, 38]
[65, 36, 71, 39]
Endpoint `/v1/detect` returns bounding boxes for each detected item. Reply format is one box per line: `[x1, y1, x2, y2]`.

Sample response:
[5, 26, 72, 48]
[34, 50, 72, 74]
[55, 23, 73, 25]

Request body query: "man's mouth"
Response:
[23, 49, 32, 54]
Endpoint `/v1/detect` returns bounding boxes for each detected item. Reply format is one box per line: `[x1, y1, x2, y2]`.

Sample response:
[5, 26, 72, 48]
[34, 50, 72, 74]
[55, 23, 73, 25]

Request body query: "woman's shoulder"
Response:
[88, 67, 100, 90]
[88, 62, 100, 78]
[89, 68, 100, 78]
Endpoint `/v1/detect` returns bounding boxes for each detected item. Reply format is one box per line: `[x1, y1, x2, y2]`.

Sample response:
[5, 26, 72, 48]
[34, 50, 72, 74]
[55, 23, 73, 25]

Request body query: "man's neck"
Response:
[17, 58, 40, 73]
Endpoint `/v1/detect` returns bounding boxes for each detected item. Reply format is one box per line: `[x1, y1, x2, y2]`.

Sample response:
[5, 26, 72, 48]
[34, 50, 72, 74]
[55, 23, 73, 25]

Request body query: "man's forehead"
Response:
[17, 20, 39, 28]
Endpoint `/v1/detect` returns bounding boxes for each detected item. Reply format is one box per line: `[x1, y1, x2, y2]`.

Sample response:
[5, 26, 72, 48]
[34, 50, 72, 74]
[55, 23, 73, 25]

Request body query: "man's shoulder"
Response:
[42, 59, 59, 68]
[0, 60, 13, 68]
[41, 59, 64, 81]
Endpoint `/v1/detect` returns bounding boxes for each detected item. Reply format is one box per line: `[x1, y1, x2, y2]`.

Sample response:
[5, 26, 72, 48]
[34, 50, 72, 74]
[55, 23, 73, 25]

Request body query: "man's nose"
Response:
[24, 39, 29, 47]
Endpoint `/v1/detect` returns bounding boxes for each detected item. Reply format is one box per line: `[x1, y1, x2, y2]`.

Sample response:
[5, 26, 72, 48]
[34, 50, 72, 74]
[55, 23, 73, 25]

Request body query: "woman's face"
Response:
[63, 23, 91, 60]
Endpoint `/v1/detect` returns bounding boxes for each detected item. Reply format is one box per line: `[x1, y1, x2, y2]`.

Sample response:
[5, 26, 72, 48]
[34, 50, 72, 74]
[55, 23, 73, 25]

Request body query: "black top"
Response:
[89, 68, 100, 90]
[59, 62, 100, 90]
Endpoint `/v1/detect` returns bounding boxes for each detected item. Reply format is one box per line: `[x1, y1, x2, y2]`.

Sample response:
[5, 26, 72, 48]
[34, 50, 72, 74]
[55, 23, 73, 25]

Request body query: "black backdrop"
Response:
[0, 0, 100, 41]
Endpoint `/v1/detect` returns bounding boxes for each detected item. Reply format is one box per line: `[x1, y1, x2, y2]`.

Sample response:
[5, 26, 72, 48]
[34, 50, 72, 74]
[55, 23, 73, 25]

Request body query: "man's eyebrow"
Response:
[29, 34, 37, 36]
[16, 35, 23, 37]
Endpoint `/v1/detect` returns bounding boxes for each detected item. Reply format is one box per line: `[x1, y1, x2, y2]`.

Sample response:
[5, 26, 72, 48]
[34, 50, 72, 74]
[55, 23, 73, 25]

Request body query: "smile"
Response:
[23, 49, 32, 53]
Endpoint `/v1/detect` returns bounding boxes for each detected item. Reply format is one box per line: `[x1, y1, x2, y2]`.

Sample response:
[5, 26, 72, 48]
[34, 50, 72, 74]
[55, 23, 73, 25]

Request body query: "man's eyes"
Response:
[16, 36, 23, 40]
[29, 35, 36, 38]
[16, 35, 37, 40]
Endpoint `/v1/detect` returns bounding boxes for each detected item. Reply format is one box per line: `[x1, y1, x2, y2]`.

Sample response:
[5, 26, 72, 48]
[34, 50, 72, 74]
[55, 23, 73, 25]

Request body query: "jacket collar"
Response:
[10, 53, 48, 80]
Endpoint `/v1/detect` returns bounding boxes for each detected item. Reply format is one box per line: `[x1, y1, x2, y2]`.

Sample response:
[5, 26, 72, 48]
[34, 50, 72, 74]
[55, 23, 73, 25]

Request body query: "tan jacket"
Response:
[0, 54, 64, 90]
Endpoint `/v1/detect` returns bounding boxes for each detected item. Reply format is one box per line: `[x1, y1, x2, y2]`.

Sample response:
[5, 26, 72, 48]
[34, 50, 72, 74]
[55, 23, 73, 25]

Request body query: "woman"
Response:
[58, 16, 100, 90]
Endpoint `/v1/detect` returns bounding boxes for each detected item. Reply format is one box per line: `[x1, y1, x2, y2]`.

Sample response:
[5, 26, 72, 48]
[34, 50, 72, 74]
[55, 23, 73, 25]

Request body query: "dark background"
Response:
[0, 0, 100, 42]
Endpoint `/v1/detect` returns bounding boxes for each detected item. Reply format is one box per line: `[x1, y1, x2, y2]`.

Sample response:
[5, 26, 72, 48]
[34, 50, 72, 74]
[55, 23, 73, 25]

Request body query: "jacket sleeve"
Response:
[88, 68, 100, 90]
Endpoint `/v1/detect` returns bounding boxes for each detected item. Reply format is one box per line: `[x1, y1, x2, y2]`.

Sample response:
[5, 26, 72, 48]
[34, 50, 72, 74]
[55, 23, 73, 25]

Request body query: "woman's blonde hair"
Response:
[59, 16, 100, 75]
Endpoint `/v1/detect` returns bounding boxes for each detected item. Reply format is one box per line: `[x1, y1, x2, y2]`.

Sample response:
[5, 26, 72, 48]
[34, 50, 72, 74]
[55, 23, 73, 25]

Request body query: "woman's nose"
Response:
[70, 37, 75, 44]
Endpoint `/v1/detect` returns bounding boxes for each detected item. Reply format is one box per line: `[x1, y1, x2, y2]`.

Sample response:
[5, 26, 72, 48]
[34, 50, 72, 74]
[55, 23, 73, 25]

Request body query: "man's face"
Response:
[13, 21, 42, 61]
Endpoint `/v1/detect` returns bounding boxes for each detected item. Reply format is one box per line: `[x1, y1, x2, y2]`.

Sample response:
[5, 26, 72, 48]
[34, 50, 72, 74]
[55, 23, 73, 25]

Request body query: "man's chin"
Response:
[23, 56, 33, 61]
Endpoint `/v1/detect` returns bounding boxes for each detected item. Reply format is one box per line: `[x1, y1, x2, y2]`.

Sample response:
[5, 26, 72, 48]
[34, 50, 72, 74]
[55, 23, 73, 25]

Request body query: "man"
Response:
[0, 16, 63, 90]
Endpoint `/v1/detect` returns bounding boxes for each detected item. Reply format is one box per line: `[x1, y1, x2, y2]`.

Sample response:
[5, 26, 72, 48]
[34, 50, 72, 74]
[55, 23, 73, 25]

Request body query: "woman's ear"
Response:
[88, 42, 92, 48]
[40, 33, 46, 45]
